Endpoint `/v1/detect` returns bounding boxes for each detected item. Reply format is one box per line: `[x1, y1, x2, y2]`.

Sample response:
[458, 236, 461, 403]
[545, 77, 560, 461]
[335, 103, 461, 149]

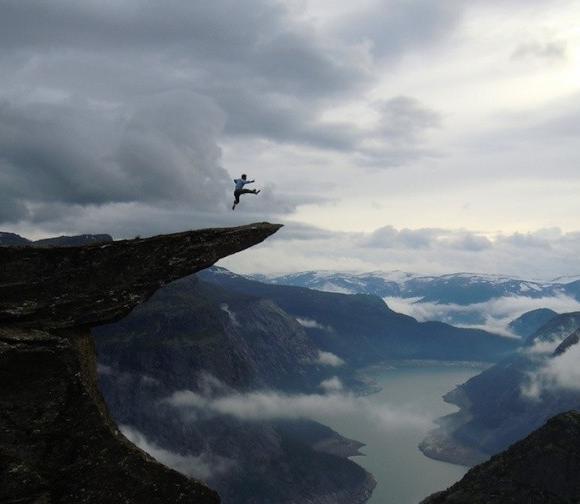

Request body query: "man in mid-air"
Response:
[232, 174, 260, 210]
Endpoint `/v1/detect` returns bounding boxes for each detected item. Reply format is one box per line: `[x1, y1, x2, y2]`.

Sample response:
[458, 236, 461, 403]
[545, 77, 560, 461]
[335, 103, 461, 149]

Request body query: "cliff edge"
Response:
[0, 223, 281, 504]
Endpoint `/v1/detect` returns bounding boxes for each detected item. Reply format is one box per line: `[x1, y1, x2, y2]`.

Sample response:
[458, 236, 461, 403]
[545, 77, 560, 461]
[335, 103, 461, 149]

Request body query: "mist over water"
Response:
[310, 365, 484, 504]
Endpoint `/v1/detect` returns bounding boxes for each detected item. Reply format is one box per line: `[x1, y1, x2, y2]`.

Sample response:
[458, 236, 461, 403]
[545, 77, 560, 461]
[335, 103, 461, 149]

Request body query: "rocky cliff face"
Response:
[422, 411, 580, 504]
[0, 223, 281, 504]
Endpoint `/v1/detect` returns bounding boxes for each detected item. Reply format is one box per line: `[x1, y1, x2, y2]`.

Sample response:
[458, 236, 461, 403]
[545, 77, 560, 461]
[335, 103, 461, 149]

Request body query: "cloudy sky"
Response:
[1, 0, 579, 277]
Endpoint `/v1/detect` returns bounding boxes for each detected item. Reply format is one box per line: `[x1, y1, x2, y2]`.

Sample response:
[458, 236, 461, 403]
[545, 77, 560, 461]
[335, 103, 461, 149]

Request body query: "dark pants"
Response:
[234, 189, 255, 204]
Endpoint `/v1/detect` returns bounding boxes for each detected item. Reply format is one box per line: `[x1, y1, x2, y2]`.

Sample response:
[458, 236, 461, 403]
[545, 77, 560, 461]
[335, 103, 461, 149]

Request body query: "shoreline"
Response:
[418, 427, 490, 467]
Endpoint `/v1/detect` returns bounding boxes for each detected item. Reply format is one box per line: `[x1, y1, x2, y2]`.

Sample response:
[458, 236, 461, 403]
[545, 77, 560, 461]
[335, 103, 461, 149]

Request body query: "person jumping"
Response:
[232, 174, 260, 210]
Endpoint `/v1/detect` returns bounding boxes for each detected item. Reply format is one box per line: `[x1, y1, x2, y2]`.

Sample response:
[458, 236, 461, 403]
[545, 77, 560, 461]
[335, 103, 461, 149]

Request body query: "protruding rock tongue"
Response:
[0, 222, 282, 330]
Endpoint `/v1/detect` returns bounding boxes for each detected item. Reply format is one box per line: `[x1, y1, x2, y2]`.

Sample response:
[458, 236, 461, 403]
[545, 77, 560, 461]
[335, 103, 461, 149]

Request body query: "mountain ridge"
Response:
[255, 269, 580, 304]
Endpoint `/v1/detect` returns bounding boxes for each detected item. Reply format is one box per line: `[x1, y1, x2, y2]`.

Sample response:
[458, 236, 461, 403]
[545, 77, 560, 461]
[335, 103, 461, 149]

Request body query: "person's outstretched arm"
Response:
[246, 179, 255, 184]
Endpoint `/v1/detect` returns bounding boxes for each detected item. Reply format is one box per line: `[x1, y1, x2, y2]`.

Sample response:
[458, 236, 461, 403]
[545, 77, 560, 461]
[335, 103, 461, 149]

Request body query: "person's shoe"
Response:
[232, 203, 236, 210]
[256, 189, 261, 194]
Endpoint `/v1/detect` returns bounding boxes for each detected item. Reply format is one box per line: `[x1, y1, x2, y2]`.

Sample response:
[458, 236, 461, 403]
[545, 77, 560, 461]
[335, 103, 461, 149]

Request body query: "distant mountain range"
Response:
[0, 231, 112, 247]
[255, 270, 580, 305]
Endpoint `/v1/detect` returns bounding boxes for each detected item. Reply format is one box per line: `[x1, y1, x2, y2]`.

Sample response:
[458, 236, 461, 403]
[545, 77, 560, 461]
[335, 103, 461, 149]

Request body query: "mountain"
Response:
[93, 266, 518, 503]
[199, 267, 520, 365]
[0, 231, 112, 247]
[420, 312, 580, 466]
[0, 231, 31, 246]
[422, 411, 580, 504]
[508, 308, 559, 338]
[0, 223, 281, 504]
[34, 233, 113, 247]
[260, 270, 568, 304]
[94, 274, 376, 504]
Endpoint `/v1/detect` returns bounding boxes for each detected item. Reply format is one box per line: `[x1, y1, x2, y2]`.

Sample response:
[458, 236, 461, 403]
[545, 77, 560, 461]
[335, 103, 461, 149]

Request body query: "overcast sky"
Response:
[1, 0, 579, 278]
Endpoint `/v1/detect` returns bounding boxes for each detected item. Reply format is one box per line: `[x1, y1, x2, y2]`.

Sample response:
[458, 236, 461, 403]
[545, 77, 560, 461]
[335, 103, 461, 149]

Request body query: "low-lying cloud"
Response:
[314, 350, 345, 367]
[164, 385, 431, 432]
[120, 425, 235, 481]
[296, 317, 334, 332]
[522, 340, 580, 399]
[384, 294, 580, 337]
[220, 303, 240, 327]
[319, 377, 343, 392]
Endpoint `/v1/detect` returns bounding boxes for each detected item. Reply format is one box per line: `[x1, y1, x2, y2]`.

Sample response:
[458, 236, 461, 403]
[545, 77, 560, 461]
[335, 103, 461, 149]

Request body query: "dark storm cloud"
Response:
[0, 0, 446, 153]
[0, 92, 230, 224]
[0, 0, 458, 232]
[214, 87, 361, 150]
[0, 0, 368, 99]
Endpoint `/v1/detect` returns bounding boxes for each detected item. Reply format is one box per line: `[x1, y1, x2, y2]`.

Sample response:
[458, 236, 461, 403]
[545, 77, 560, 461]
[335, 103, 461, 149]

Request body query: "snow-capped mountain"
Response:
[249, 271, 580, 332]
[256, 270, 572, 305]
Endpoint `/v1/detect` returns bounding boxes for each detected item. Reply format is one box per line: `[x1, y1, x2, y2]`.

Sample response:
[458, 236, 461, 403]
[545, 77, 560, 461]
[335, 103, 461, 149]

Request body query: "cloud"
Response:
[220, 303, 240, 327]
[0, 0, 453, 237]
[362, 226, 491, 251]
[164, 386, 430, 431]
[362, 226, 440, 249]
[511, 40, 567, 61]
[0, 92, 230, 225]
[375, 96, 441, 145]
[522, 339, 580, 399]
[319, 377, 344, 392]
[267, 222, 340, 241]
[222, 224, 580, 281]
[296, 318, 334, 332]
[120, 425, 235, 481]
[336, 0, 463, 60]
[314, 351, 345, 367]
[441, 233, 493, 252]
[384, 294, 580, 337]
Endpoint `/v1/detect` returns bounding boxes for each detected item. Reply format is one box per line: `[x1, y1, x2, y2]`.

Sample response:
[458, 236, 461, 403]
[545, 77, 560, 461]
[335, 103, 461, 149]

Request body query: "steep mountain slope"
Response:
[420, 312, 580, 466]
[422, 411, 580, 504]
[95, 275, 354, 393]
[200, 268, 520, 364]
[94, 275, 376, 504]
